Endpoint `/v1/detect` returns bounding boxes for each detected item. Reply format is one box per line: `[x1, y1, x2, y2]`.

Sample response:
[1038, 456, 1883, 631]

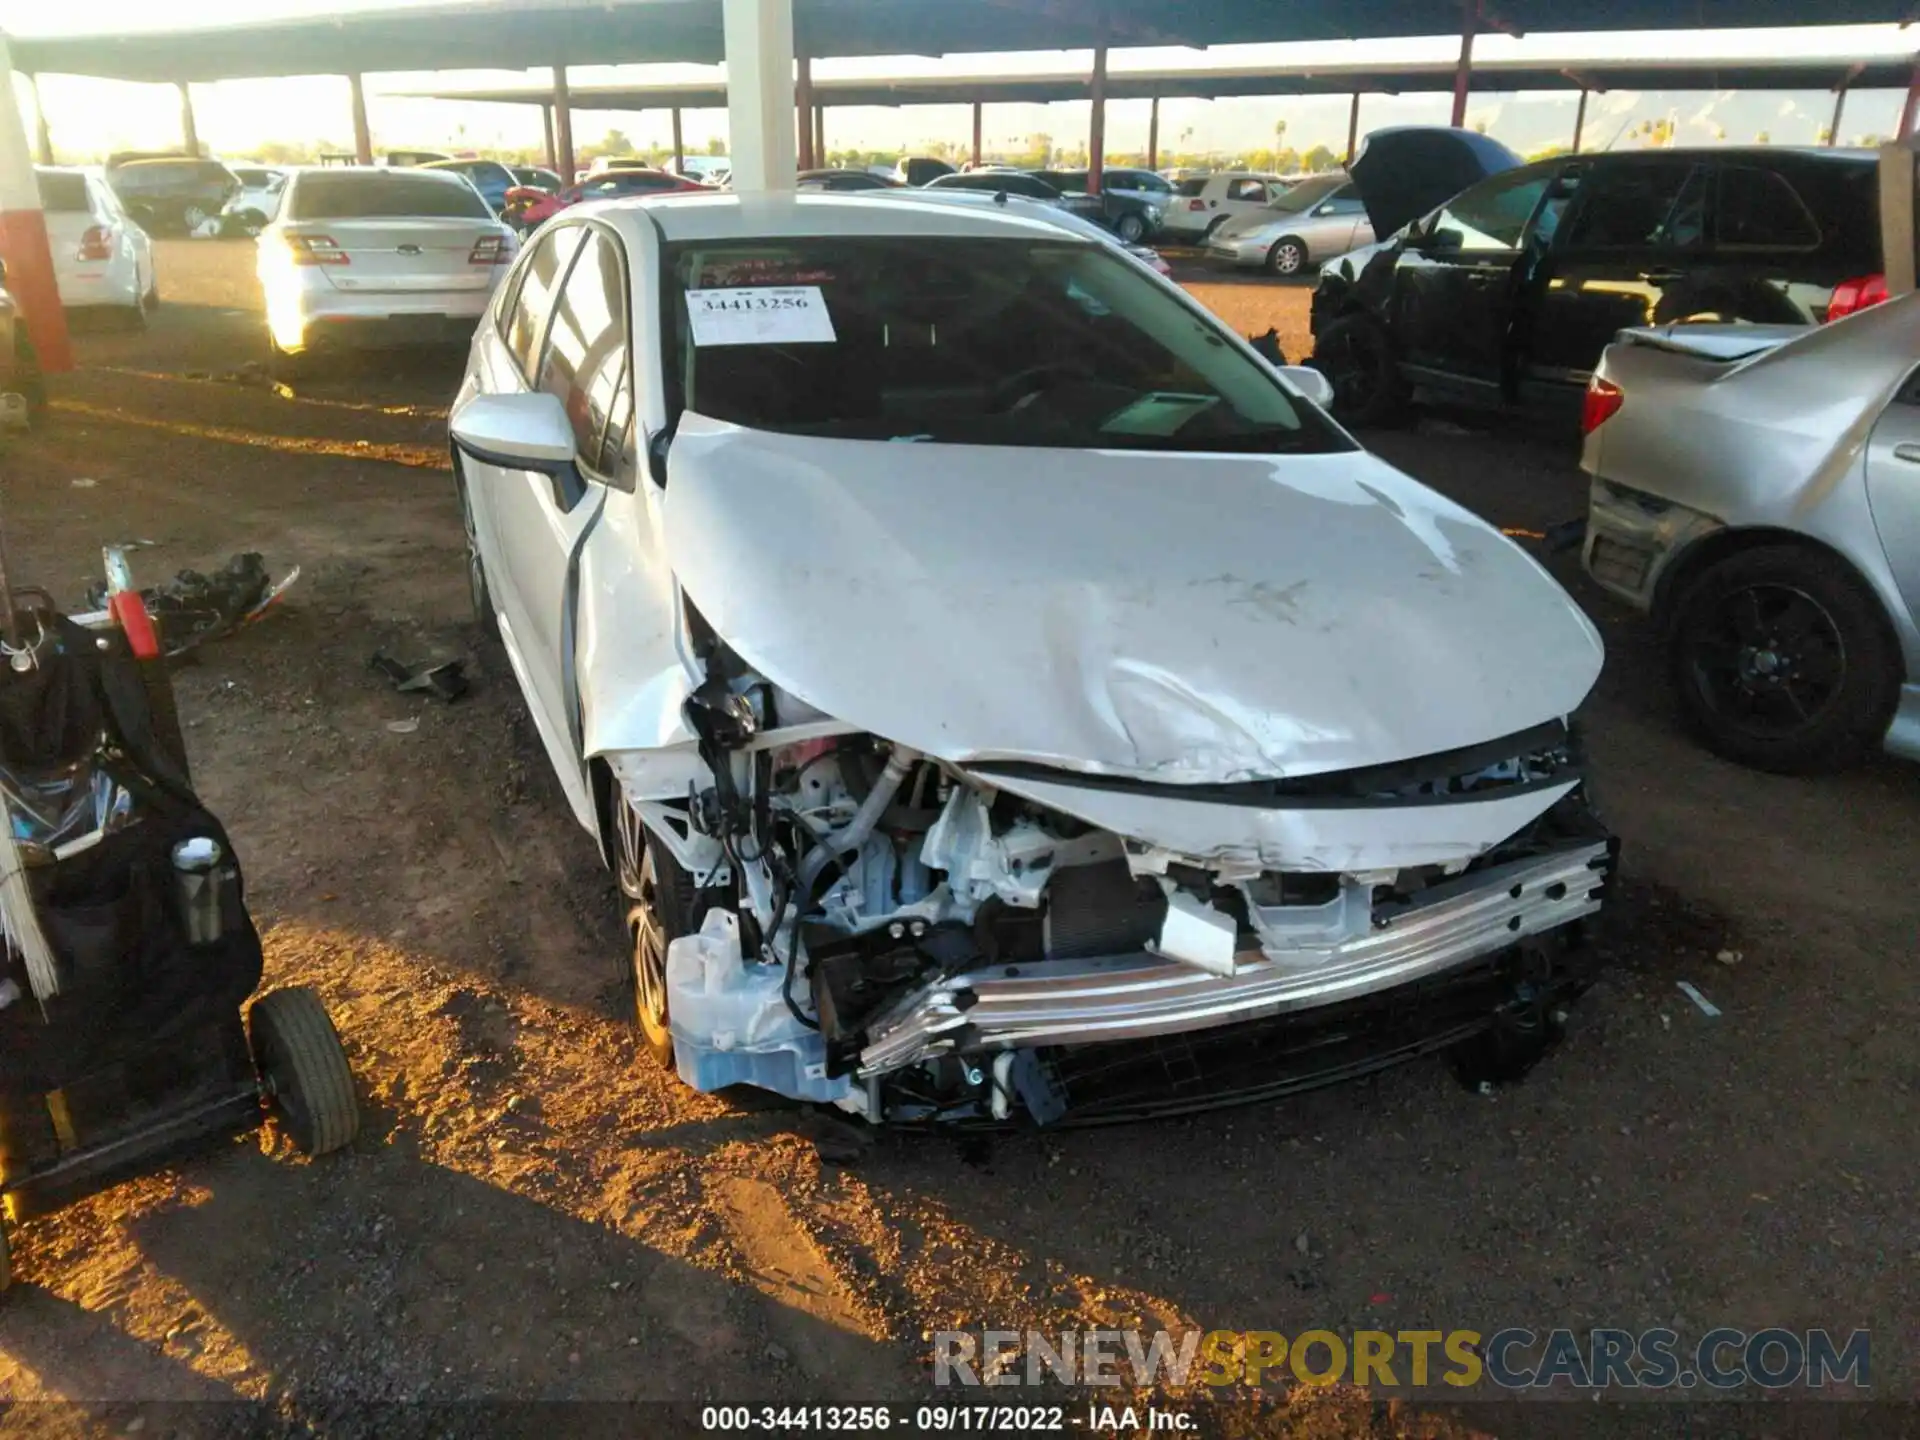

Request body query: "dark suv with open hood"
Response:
[1312, 133, 1886, 428]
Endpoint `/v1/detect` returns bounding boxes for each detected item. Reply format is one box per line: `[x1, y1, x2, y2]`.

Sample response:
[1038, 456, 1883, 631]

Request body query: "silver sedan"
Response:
[1204, 174, 1374, 277]
[1581, 293, 1920, 772]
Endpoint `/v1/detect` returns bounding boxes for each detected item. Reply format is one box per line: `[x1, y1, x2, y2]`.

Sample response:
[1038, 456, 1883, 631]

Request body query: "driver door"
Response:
[473, 224, 632, 819]
[1391, 166, 1554, 404]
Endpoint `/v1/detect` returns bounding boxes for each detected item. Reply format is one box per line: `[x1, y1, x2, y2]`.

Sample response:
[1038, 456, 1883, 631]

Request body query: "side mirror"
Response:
[450, 391, 588, 510]
[1276, 364, 1336, 409]
[1314, 203, 1335, 217]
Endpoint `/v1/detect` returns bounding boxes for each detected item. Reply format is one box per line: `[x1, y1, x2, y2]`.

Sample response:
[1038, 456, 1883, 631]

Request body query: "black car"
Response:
[797, 168, 899, 191]
[1034, 169, 1165, 242]
[1312, 136, 1886, 427]
[104, 156, 242, 235]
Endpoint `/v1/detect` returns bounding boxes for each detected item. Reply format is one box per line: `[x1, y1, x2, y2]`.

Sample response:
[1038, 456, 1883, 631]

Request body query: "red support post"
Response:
[1452, 0, 1478, 129]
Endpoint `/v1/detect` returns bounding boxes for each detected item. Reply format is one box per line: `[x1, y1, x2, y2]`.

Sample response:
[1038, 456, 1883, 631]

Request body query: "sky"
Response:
[5, 4, 1917, 163]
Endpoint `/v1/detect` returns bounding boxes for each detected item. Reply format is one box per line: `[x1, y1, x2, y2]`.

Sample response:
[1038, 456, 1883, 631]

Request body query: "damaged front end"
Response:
[620, 660, 1614, 1127]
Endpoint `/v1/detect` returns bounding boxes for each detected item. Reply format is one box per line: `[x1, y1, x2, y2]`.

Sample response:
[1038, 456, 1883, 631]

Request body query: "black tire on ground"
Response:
[265, 330, 309, 382]
[120, 302, 148, 332]
[1666, 544, 1900, 774]
[180, 203, 211, 234]
[250, 987, 360, 1155]
[1114, 212, 1148, 243]
[1200, 215, 1227, 241]
[1266, 236, 1309, 277]
[143, 277, 160, 312]
[456, 465, 501, 641]
[614, 792, 704, 1070]
[1310, 312, 1409, 428]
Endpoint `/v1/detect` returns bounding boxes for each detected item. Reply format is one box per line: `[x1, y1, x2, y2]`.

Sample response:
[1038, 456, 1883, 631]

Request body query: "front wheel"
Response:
[1266, 236, 1308, 277]
[614, 790, 703, 1069]
[180, 203, 211, 234]
[250, 987, 360, 1155]
[1667, 545, 1899, 773]
[456, 466, 501, 640]
[1113, 212, 1147, 244]
[1310, 313, 1409, 428]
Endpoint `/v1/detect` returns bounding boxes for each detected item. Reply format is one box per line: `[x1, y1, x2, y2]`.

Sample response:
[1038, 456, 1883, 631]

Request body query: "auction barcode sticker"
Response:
[686, 286, 837, 347]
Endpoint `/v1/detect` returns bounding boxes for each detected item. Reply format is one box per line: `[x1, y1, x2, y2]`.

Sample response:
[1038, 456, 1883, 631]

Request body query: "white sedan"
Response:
[259, 167, 516, 374]
[37, 166, 156, 324]
[450, 191, 1614, 1126]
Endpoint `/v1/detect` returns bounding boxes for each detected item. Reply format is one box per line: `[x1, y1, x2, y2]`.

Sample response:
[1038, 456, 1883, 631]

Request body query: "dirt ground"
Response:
[0, 239, 1912, 1432]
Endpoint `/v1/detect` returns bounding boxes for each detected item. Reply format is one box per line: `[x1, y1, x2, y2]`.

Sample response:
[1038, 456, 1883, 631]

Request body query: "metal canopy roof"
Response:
[12, 0, 1917, 84]
[396, 56, 1912, 112]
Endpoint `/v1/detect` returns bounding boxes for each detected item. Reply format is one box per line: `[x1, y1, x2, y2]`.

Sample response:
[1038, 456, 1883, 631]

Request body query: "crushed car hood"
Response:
[1348, 126, 1522, 240]
[665, 415, 1602, 784]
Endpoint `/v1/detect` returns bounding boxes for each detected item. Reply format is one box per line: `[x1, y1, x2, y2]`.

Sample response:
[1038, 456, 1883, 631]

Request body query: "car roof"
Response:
[595, 190, 1094, 245]
[290, 165, 473, 185]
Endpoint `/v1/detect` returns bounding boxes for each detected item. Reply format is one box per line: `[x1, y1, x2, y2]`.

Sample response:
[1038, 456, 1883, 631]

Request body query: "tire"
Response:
[614, 790, 703, 1070]
[1666, 544, 1900, 774]
[265, 329, 309, 382]
[456, 465, 501, 641]
[1265, 236, 1308, 277]
[1200, 215, 1227, 241]
[120, 302, 148, 332]
[180, 203, 211, 234]
[1114, 212, 1147, 244]
[250, 987, 359, 1156]
[1310, 313, 1409, 428]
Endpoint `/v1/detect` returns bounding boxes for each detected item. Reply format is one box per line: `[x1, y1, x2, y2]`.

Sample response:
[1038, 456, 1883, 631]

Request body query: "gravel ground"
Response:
[0, 239, 1910, 1434]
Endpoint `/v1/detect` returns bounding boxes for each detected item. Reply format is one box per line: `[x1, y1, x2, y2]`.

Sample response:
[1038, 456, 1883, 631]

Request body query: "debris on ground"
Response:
[1715, 948, 1742, 966]
[369, 650, 470, 703]
[1676, 981, 1721, 1018]
[1245, 328, 1287, 365]
[82, 552, 299, 657]
[385, 718, 420, 735]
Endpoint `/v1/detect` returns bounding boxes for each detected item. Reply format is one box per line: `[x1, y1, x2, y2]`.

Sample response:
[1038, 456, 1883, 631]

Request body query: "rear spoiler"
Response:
[1612, 324, 1801, 366]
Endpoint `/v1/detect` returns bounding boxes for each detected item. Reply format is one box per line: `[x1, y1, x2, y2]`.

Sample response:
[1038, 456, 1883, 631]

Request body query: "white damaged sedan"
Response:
[450, 192, 1615, 1125]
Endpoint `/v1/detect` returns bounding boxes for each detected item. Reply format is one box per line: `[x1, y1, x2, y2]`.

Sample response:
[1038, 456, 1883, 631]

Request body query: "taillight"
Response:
[1581, 376, 1624, 435]
[1187, 198, 1206, 211]
[285, 233, 348, 266]
[469, 234, 510, 265]
[77, 225, 114, 261]
[1826, 272, 1888, 323]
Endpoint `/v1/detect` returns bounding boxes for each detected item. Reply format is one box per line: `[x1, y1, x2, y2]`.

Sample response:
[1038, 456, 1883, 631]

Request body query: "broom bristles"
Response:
[0, 788, 60, 1000]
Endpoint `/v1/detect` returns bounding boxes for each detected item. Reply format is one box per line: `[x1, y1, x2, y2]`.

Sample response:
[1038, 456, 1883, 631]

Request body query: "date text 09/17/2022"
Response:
[699, 1404, 1192, 1433]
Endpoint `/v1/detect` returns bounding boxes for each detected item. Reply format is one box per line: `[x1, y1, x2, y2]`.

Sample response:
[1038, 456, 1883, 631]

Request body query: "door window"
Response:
[1320, 185, 1368, 215]
[535, 228, 632, 483]
[1428, 168, 1553, 251]
[504, 225, 587, 378]
[1715, 166, 1820, 250]
[1227, 178, 1269, 202]
[1559, 160, 1709, 250]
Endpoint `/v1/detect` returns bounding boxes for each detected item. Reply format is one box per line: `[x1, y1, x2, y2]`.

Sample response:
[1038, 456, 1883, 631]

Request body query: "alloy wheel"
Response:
[617, 799, 670, 1036]
[1684, 582, 1846, 739]
[1270, 240, 1306, 275]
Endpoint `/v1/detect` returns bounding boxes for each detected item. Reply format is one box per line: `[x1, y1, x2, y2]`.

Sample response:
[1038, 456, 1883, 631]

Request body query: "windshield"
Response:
[1269, 174, 1346, 213]
[663, 237, 1349, 455]
[288, 173, 492, 220]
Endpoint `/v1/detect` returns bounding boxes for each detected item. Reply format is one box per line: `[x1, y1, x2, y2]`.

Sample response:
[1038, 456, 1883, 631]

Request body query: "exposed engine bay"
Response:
[620, 643, 1615, 1127]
